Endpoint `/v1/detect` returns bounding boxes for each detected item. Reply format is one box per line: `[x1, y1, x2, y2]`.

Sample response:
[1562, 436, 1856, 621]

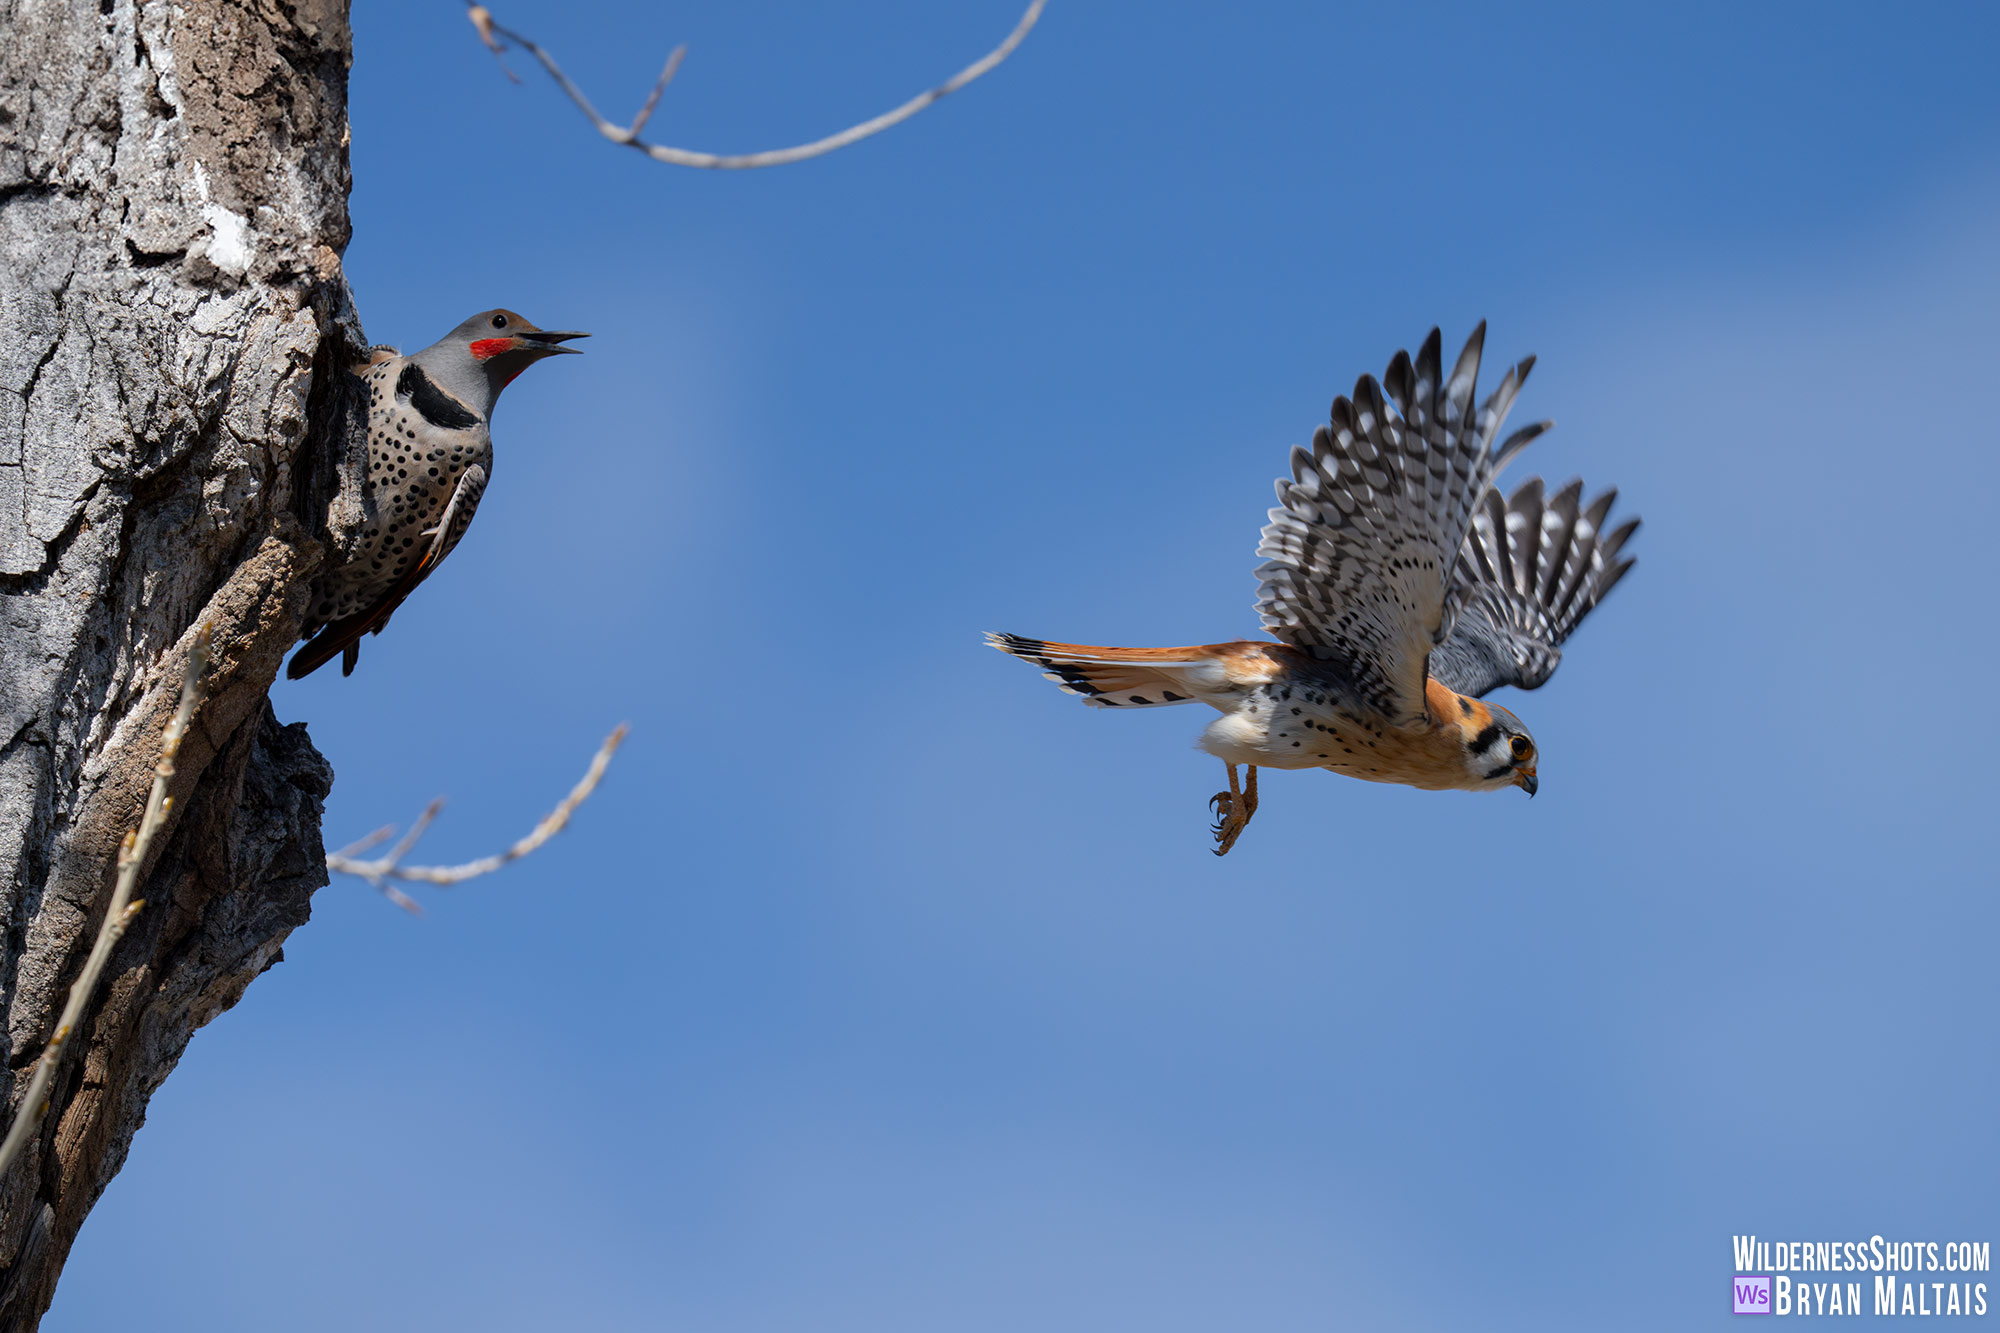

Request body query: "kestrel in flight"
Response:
[990, 324, 1639, 854]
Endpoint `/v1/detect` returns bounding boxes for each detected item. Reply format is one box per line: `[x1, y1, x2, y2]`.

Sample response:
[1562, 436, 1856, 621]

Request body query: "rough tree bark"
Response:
[0, 2, 358, 1326]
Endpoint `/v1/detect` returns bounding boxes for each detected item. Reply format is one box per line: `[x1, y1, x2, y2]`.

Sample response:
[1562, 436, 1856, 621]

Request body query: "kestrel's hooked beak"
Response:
[1515, 767, 1538, 797]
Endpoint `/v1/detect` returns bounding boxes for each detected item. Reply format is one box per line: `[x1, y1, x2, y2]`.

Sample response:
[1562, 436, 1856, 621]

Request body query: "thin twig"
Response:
[375, 799, 444, 872]
[468, 2, 1046, 169]
[330, 798, 444, 915]
[330, 824, 397, 860]
[0, 626, 211, 1178]
[327, 725, 627, 911]
[466, 5, 520, 82]
[628, 45, 686, 140]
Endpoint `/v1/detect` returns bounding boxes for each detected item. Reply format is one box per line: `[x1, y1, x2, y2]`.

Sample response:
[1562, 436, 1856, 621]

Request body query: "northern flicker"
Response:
[287, 309, 585, 679]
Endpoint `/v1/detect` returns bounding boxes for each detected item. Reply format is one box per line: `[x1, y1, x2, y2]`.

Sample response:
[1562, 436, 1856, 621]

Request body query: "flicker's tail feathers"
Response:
[286, 544, 443, 679]
[985, 633, 1282, 709]
[287, 616, 366, 679]
[288, 601, 393, 679]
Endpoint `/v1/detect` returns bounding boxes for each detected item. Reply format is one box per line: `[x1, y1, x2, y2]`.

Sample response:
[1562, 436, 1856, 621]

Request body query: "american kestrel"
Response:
[990, 324, 1639, 854]
[288, 310, 586, 679]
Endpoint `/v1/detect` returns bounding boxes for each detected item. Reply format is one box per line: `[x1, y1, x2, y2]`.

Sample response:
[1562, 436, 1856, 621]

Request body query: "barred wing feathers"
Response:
[1427, 477, 1639, 699]
[1253, 324, 1547, 726]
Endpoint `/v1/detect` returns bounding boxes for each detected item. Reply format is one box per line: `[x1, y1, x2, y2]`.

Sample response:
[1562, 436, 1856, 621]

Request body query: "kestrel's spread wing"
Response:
[1252, 324, 1547, 727]
[1427, 477, 1640, 699]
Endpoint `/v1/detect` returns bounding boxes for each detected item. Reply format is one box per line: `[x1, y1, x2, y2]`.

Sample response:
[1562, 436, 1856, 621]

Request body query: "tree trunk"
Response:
[0, 2, 356, 1325]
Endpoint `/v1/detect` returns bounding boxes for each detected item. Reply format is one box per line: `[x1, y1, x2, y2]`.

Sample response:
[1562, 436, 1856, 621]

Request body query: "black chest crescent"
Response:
[396, 363, 481, 430]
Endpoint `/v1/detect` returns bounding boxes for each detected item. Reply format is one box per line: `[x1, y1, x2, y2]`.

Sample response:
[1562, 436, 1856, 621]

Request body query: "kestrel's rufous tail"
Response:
[983, 634, 1282, 709]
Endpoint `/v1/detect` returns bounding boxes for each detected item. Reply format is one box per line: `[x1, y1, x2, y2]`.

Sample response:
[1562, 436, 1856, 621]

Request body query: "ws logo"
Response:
[1733, 1275, 1772, 1314]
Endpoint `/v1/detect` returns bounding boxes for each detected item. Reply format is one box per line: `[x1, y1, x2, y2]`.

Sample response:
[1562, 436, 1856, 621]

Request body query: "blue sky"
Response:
[49, 2, 2000, 1328]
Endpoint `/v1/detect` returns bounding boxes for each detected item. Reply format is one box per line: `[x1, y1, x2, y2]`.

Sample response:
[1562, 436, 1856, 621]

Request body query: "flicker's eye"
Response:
[1510, 735, 1531, 759]
[491, 314, 508, 329]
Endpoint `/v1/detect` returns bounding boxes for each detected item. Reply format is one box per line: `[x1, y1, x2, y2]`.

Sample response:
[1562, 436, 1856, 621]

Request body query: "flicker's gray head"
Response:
[410, 309, 587, 418]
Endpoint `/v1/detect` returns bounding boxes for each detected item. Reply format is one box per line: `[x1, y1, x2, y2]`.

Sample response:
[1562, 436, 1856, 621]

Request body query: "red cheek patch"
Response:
[469, 338, 516, 360]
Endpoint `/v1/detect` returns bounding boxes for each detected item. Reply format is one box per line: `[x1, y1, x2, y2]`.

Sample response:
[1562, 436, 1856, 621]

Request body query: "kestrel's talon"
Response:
[1211, 803, 1248, 855]
[1209, 762, 1253, 854]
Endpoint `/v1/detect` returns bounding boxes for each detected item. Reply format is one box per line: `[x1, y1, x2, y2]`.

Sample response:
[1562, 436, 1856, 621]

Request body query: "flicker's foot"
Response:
[1208, 764, 1258, 856]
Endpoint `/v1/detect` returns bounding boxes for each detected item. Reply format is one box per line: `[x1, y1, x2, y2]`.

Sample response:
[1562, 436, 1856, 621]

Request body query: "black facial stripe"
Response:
[1458, 696, 1473, 715]
[1482, 764, 1515, 781]
[1468, 724, 1501, 752]
[398, 363, 481, 430]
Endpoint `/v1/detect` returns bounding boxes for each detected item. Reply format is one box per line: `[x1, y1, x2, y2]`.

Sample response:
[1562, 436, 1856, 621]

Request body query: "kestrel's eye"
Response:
[491, 314, 508, 328]
[1510, 735, 1531, 759]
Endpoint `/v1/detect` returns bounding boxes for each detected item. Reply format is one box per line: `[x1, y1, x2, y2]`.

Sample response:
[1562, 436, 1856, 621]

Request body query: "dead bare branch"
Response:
[328, 724, 628, 912]
[0, 625, 211, 1178]
[467, 2, 1046, 169]
[466, 5, 520, 82]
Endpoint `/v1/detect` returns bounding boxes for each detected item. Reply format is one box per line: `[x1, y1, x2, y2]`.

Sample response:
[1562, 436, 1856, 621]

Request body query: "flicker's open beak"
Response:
[523, 330, 588, 355]
[1516, 768, 1538, 797]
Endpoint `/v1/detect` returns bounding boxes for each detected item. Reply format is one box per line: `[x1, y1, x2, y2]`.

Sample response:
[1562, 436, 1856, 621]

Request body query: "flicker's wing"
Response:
[285, 465, 488, 679]
[1253, 324, 1547, 727]
[421, 462, 487, 569]
[1427, 477, 1639, 699]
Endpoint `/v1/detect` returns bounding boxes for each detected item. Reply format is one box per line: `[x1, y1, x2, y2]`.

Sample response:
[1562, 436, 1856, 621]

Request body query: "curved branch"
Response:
[327, 725, 627, 912]
[466, 2, 1046, 170]
[0, 626, 211, 1179]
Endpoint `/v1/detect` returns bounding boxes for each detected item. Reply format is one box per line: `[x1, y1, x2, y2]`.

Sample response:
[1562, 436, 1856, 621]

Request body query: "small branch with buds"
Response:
[0, 627, 212, 1178]
[465, 2, 1046, 169]
[328, 724, 627, 913]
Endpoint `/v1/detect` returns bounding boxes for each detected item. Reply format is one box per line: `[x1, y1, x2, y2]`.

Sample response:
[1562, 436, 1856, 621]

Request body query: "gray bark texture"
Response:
[0, 1, 361, 1325]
